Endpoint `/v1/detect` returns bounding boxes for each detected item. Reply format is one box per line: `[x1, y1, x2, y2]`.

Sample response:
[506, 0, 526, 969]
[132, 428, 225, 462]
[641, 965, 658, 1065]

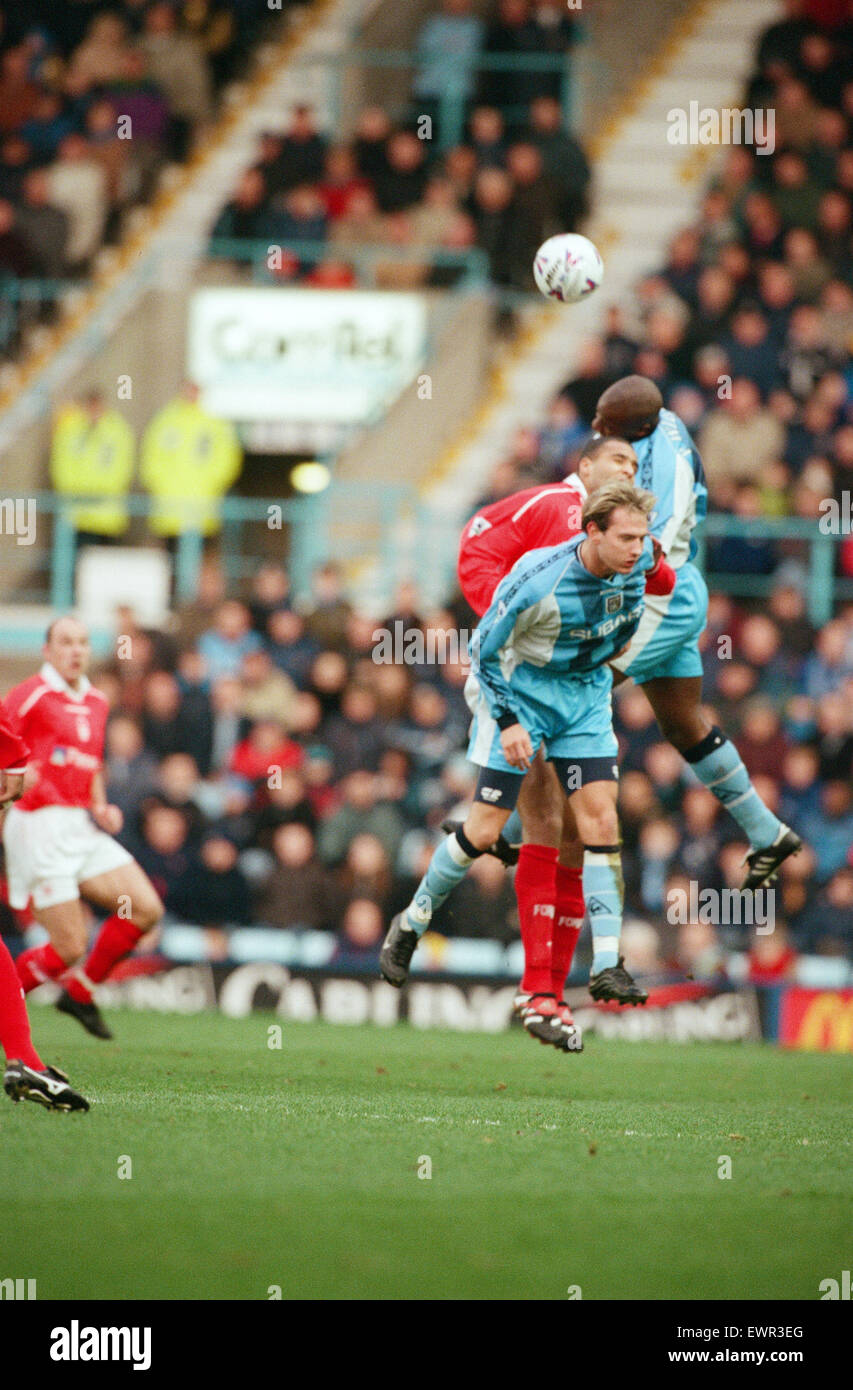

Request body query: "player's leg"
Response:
[511, 756, 580, 1049]
[441, 664, 521, 865]
[15, 897, 90, 992]
[515, 752, 561, 996]
[0, 937, 44, 1070]
[551, 799, 585, 1030]
[640, 674, 801, 886]
[382, 674, 535, 987]
[0, 939, 90, 1109]
[380, 772, 518, 988]
[56, 861, 164, 1038]
[556, 772, 647, 1005]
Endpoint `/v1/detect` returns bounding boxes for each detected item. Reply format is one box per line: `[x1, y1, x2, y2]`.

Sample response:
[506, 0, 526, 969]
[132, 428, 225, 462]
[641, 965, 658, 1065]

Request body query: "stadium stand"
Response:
[0, 0, 281, 357]
[0, 0, 851, 987]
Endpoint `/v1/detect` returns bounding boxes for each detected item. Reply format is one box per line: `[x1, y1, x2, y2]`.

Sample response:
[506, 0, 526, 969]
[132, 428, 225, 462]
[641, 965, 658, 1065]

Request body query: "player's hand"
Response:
[649, 535, 664, 571]
[500, 724, 534, 771]
[0, 771, 24, 806]
[92, 803, 123, 834]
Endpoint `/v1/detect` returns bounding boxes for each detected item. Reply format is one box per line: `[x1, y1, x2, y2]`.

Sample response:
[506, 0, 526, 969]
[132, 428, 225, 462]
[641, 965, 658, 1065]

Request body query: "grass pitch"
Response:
[2, 1009, 851, 1301]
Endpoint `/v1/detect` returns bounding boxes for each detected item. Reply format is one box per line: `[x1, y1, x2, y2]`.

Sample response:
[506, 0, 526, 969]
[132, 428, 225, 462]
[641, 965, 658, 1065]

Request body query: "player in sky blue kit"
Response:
[380, 480, 676, 1021]
[592, 376, 802, 888]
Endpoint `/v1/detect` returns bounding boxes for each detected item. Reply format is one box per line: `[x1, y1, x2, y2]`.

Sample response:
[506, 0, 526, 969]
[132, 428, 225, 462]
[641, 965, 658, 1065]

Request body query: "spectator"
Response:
[141, 380, 242, 541]
[198, 601, 262, 681]
[104, 715, 160, 825]
[698, 379, 787, 487]
[302, 564, 353, 652]
[797, 780, 853, 880]
[322, 684, 385, 778]
[413, 0, 484, 141]
[44, 134, 109, 270]
[169, 831, 252, 926]
[265, 105, 327, 192]
[230, 719, 303, 785]
[139, 1, 213, 158]
[211, 167, 268, 240]
[254, 823, 339, 930]
[239, 648, 297, 728]
[317, 770, 405, 867]
[15, 169, 70, 275]
[49, 390, 135, 544]
[374, 131, 428, 214]
[526, 94, 589, 227]
[331, 898, 384, 968]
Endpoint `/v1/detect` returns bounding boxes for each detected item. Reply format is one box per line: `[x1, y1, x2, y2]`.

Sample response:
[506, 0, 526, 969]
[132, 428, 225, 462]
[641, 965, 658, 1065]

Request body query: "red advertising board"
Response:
[778, 988, 853, 1052]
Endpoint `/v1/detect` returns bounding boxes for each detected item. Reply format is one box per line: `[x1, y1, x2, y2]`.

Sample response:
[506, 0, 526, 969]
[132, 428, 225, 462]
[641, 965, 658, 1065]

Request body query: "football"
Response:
[533, 232, 604, 303]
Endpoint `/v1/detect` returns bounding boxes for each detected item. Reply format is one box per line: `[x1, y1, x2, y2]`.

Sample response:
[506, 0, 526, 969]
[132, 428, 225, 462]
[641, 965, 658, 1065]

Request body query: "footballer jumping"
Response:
[381, 481, 676, 1029]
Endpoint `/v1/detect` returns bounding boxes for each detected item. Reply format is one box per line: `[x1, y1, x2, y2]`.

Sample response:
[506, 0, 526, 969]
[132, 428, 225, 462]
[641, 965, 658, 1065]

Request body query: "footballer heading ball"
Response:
[533, 233, 604, 304]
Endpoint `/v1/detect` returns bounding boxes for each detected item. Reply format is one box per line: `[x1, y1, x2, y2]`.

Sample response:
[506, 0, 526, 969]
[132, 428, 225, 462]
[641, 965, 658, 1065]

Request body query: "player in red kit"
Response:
[0, 712, 89, 1110]
[3, 616, 164, 1041]
[451, 435, 645, 1049]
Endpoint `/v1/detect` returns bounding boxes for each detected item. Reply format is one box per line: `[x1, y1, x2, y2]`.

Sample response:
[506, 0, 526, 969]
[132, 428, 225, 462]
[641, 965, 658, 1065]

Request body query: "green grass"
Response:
[1, 1009, 851, 1300]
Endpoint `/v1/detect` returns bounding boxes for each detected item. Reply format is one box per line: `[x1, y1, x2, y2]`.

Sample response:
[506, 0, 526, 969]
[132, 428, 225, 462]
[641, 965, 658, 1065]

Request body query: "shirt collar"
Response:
[564, 471, 587, 498]
[40, 661, 91, 701]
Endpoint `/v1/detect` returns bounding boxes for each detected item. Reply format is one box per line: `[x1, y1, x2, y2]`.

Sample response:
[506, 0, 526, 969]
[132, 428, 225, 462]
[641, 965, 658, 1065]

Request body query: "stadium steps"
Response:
[385, 0, 781, 609]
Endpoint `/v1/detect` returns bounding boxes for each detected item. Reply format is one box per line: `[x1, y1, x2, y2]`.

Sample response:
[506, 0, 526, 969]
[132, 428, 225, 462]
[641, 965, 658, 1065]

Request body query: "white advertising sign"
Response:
[187, 288, 427, 431]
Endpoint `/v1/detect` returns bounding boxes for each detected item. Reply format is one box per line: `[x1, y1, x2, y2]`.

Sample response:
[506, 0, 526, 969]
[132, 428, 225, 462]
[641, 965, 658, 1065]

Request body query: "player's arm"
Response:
[0, 709, 30, 806]
[470, 571, 542, 770]
[89, 771, 123, 834]
[644, 535, 676, 596]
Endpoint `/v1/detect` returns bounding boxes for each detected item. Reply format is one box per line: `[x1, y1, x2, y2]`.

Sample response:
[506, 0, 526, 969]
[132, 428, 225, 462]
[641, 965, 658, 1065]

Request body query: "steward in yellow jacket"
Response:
[140, 382, 242, 538]
[50, 392, 135, 537]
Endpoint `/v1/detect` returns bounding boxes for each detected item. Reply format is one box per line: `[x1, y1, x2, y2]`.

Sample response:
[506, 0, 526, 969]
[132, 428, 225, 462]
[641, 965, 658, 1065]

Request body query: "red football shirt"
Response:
[458, 473, 587, 616]
[3, 663, 109, 811]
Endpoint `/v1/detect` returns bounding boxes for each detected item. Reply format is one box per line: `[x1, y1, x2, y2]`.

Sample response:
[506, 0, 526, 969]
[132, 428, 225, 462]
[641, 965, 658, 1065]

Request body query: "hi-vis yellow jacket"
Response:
[49, 405, 136, 536]
[140, 399, 242, 537]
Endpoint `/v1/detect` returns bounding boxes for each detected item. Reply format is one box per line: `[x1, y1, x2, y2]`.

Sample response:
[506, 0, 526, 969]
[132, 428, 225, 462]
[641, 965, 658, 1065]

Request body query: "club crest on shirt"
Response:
[605, 593, 623, 615]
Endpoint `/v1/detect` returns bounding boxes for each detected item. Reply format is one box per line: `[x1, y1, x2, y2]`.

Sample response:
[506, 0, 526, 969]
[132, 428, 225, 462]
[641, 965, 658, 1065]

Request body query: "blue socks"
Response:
[684, 727, 782, 849]
[405, 831, 482, 937]
[583, 845, 623, 974]
[502, 808, 523, 844]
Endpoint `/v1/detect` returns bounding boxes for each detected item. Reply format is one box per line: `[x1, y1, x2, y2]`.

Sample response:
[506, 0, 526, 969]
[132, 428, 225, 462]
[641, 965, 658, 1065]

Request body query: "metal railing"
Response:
[694, 515, 850, 628]
[0, 277, 83, 356]
[207, 236, 491, 289]
[309, 42, 592, 146]
[0, 490, 847, 628]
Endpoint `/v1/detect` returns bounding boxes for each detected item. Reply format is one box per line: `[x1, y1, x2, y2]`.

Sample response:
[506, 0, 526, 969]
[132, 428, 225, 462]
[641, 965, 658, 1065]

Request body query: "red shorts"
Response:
[457, 550, 505, 618]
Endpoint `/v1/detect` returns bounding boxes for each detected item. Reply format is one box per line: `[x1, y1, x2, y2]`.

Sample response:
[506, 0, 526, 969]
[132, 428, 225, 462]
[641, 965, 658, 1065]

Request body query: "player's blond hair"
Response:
[581, 480, 655, 533]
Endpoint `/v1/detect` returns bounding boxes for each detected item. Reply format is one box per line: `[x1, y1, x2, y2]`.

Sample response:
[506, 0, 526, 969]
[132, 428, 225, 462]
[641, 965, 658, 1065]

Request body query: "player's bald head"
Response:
[592, 376, 663, 441]
[45, 615, 89, 647]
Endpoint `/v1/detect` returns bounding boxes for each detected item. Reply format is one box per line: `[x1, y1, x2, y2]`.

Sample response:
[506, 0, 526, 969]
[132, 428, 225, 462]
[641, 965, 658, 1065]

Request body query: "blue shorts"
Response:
[610, 561, 708, 685]
[467, 664, 618, 781]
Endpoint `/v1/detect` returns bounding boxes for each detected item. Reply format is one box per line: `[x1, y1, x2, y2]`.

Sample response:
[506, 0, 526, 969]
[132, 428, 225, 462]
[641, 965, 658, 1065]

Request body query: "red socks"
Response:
[64, 916, 143, 1004]
[515, 843, 558, 995]
[551, 864, 584, 999]
[0, 939, 43, 1069]
[15, 942, 68, 994]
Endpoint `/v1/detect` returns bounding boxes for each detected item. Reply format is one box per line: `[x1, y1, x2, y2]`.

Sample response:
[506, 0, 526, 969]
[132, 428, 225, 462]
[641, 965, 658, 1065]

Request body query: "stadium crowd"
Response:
[0, 0, 278, 353]
[209, 0, 588, 291]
